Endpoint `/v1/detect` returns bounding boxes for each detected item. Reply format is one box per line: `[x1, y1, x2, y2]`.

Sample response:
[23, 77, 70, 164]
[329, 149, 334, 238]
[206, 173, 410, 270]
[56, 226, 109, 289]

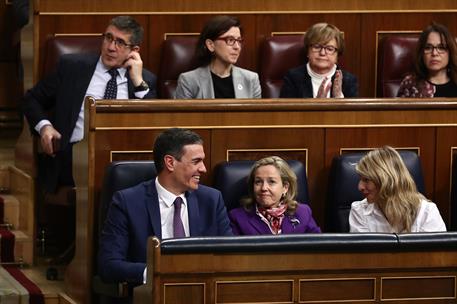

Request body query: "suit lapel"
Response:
[231, 66, 247, 98]
[145, 181, 162, 239]
[200, 66, 215, 98]
[302, 71, 314, 98]
[186, 191, 200, 236]
[247, 208, 271, 234]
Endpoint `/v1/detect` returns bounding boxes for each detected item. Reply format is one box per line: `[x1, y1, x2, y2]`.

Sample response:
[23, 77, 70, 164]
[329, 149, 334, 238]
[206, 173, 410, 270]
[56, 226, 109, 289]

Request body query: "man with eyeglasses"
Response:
[22, 16, 157, 195]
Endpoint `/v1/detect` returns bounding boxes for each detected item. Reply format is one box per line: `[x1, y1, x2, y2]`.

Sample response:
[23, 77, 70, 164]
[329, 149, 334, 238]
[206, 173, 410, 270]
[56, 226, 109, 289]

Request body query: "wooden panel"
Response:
[216, 280, 293, 303]
[164, 283, 205, 304]
[381, 276, 456, 301]
[36, 0, 457, 13]
[436, 127, 457, 227]
[299, 278, 375, 302]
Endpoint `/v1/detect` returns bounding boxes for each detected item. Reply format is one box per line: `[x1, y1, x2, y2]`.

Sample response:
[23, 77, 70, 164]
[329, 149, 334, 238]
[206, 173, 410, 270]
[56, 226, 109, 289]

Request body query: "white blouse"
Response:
[349, 198, 447, 233]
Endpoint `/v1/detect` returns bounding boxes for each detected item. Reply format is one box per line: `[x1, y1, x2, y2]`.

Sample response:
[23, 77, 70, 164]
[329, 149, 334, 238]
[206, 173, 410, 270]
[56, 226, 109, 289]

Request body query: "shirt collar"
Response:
[97, 57, 128, 80]
[306, 62, 337, 79]
[155, 177, 186, 208]
[362, 199, 384, 217]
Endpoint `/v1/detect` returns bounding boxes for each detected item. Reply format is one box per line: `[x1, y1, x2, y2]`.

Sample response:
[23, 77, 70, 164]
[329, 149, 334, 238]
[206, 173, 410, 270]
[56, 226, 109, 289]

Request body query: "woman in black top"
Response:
[397, 22, 457, 98]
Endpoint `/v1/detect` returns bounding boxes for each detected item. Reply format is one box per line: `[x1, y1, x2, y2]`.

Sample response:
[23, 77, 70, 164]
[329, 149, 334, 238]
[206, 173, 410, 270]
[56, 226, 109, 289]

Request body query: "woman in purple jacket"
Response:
[229, 156, 321, 235]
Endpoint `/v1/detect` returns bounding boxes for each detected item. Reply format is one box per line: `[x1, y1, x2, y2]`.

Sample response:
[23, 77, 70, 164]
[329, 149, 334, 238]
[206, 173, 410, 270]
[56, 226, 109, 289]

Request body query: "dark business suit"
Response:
[98, 180, 233, 285]
[22, 53, 157, 192]
[229, 203, 321, 235]
[280, 64, 358, 98]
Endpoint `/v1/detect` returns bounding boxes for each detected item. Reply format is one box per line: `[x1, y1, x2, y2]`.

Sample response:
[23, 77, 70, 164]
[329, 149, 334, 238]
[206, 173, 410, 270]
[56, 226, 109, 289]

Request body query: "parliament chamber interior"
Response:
[1, 0, 457, 303]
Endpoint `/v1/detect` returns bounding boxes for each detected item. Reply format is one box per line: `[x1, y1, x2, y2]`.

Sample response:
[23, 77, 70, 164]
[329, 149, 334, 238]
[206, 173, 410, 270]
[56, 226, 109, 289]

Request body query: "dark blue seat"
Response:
[326, 150, 425, 232]
[95, 161, 157, 302]
[213, 160, 309, 211]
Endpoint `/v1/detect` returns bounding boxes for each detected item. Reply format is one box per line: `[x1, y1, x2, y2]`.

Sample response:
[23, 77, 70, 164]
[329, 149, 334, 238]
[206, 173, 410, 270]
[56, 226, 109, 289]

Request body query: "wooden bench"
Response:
[134, 232, 457, 303]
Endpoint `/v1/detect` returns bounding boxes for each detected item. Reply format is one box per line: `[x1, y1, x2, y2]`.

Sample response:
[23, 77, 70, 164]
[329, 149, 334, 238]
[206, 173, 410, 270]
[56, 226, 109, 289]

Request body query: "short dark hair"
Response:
[195, 15, 242, 66]
[110, 16, 144, 46]
[414, 22, 457, 84]
[153, 128, 203, 173]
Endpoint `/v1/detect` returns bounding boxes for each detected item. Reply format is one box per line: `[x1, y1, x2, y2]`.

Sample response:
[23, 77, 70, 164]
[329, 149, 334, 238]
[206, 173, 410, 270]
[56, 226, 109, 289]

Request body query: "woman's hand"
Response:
[316, 76, 331, 98]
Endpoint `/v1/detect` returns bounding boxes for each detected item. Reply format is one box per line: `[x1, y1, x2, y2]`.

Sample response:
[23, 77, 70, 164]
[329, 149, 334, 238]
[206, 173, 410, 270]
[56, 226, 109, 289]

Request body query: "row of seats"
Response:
[97, 150, 424, 238]
[43, 33, 422, 99]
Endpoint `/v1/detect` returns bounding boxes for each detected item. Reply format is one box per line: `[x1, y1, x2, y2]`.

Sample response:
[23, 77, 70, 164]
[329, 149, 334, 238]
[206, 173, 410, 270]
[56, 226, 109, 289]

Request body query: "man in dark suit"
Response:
[22, 15, 157, 193]
[98, 128, 232, 286]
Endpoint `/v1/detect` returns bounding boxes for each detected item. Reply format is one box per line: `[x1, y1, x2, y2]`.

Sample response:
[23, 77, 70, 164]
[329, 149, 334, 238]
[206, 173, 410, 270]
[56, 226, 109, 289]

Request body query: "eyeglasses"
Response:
[423, 44, 448, 54]
[102, 33, 134, 49]
[310, 44, 338, 55]
[214, 36, 244, 46]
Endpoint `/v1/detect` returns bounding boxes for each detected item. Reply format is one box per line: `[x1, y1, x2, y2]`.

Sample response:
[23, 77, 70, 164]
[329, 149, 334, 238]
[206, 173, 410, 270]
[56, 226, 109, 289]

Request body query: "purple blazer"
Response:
[229, 203, 321, 235]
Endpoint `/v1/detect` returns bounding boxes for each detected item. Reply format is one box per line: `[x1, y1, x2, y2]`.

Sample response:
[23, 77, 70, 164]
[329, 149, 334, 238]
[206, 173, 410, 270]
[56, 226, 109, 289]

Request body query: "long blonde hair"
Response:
[242, 156, 298, 214]
[356, 146, 424, 232]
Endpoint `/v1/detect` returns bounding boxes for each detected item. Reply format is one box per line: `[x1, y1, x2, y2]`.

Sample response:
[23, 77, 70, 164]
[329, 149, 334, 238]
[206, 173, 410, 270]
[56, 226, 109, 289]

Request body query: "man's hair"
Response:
[110, 16, 144, 46]
[153, 128, 203, 173]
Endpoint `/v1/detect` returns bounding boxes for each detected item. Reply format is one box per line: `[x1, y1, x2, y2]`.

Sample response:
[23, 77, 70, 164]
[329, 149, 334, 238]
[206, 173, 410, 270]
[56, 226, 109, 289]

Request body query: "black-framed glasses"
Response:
[214, 36, 244, 46]
[310, 44, 338, 55]
[102, 33, 135, 49]
[423, 44, 448, 54]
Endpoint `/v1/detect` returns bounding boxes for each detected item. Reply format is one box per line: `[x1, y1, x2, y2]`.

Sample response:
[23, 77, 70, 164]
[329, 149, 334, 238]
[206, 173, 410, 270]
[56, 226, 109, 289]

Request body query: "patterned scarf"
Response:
[257, 202, 287, 234]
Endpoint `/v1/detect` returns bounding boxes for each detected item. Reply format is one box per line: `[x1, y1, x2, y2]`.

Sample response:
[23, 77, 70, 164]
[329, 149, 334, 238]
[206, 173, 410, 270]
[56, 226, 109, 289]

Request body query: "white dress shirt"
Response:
[144, 177, 190, 283]
[349, 198, 447, 233]
[307, 63, 342, 98]
[34, 57, 149, 142]
[155, 177, 190, 239]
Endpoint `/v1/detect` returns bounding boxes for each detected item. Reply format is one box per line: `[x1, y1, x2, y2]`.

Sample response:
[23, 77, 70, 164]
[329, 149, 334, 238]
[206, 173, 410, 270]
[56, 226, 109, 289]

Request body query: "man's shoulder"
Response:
[115, 179, 154, 198]
[141, 67, 157, 81]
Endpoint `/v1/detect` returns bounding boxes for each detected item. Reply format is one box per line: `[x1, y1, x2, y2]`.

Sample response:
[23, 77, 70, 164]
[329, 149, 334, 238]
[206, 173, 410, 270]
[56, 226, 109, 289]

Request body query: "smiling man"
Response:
[22, 15, 157, 194]
[98, 128, 232, 288]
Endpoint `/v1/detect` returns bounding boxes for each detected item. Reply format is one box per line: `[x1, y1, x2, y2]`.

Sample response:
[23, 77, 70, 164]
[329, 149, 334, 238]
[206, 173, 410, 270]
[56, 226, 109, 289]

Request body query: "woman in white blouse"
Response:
[349, 146, 446, 233]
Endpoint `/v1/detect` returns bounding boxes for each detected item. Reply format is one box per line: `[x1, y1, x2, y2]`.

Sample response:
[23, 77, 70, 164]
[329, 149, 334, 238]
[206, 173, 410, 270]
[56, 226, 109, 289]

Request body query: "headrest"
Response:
[376, 35, 419, 97]
[99, 161, 157, 233]
[42, 35, 102, 77]
[259, 35, 306, 98]
[213, 159, 309, 211]
[158, 36, 199, 98]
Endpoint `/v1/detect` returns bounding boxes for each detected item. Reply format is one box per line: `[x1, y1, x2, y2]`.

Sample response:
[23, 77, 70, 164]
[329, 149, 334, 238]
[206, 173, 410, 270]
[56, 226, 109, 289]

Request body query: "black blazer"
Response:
[22, 53, 157, 192]
[279, 64, 358, 98]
